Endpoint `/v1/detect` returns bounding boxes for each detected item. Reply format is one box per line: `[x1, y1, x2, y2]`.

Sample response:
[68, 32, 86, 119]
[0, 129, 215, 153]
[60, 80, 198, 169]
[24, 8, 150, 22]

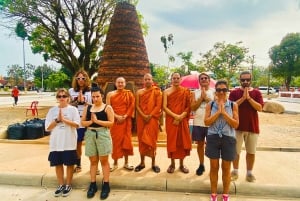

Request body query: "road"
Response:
[0, 185, 298, 201]
[0, 92, 55, 106]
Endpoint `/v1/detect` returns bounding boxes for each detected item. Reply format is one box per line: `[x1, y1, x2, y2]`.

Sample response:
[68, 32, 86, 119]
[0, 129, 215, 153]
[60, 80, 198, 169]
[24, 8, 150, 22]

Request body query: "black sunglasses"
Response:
[57, 95, 68, 98]
[216, 88, 228, 92]
[240, 78, 251, 82]
[200, 77, 208, 80]
[76, 77, 86, 81]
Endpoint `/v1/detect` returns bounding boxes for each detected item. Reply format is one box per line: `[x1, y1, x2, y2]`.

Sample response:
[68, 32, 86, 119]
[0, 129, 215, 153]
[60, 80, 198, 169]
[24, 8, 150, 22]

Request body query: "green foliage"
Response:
[151, 64, 169, 88]
[44, 70, 69, 91]
[33, 64, 55, 89]
[198, 41, 249, 85]
[269, 32, 300, 90]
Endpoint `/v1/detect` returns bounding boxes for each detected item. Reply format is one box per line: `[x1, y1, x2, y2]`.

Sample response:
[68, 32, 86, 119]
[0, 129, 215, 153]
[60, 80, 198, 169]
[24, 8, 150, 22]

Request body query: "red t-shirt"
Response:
[12, 88, 19, 97]
[229, 88, 263, 134]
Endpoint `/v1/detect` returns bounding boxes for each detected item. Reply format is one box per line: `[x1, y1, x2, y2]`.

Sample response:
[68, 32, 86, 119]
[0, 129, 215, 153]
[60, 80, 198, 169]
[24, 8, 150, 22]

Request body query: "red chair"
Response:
[26, 101, 39, 117]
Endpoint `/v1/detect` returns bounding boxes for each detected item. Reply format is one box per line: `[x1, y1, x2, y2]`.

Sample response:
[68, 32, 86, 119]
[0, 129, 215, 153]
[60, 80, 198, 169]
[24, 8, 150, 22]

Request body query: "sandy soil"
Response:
[1, 105, 299, 148]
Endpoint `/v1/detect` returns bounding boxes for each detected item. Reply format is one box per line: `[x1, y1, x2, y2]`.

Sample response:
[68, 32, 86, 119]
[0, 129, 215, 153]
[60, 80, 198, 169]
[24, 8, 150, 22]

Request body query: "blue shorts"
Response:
[205, 135, 236, 161]
[77, 128, 86, 142]
[192, 126, 208, 141]
[48, 150, 77, 166]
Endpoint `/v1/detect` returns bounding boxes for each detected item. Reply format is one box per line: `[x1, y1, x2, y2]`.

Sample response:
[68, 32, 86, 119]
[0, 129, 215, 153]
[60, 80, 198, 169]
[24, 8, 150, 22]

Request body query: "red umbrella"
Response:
[180, 74, 216, 89]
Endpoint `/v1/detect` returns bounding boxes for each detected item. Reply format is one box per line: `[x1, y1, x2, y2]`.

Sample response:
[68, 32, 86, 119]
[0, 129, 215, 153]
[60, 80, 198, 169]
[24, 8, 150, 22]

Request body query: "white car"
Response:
[258, 86, 276, 94]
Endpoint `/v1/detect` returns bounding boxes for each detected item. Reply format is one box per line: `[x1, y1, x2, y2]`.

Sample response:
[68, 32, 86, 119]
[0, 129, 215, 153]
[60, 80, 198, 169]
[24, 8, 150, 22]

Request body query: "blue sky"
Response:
[1, 0, 300, 76]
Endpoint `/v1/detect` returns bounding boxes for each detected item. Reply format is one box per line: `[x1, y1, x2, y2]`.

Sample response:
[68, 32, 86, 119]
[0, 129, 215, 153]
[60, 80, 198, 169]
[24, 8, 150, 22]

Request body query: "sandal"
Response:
[134, 164, 145, 172]
[74, 166, 82, 173]
[123, 164, 134, 171]
[110, 165, 118, 172]
[152, 165, 161, 173]
[179, 166, 189, 174]
[167, 165, 175, 174]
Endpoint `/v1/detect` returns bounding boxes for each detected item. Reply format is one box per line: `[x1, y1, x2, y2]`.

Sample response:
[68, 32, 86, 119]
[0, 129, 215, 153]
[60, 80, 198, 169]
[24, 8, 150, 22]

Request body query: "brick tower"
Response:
[97, 1, 150, 93]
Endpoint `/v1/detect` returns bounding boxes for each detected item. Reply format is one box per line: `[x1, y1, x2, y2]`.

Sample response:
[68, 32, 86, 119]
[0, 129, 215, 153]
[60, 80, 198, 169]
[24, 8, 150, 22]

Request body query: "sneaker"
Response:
[246, 174, 256, 182]
[196, 164, 205, 176]
[231, 171, 238, 181]
[100, 182, 110, 200]
[54, 185, 65, 197]
[87, 183, 98, 198]
[222, 194, 230, 201]
[62, 185, 72, 197]
[210, 193, 217, 201]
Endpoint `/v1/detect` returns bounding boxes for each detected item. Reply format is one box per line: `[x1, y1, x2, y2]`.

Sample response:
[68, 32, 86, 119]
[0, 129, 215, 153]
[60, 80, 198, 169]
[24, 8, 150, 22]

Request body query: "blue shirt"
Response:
[207, 100, 236, 138]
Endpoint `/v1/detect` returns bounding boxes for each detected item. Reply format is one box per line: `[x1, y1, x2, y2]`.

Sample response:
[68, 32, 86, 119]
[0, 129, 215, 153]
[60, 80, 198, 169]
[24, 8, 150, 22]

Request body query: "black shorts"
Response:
[205, 135, 236, 161]
[48, 150, 77, 166]
[77, 127, 86, 142]
[192, 126, 208, 141]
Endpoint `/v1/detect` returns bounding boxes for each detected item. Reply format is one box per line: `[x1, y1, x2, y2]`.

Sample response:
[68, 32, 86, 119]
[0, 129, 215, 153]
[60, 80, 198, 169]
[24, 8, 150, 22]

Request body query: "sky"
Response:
[1, 0, 300, 76]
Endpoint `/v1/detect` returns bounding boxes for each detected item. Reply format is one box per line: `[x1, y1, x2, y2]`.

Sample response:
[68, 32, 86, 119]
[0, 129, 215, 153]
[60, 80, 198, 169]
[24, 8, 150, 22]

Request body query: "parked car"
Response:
[258, 86, 276, 94]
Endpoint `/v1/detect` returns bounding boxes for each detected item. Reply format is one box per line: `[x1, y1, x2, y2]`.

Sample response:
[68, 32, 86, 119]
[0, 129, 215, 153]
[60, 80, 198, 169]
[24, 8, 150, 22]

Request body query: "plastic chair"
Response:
[26, 101, 39, 117]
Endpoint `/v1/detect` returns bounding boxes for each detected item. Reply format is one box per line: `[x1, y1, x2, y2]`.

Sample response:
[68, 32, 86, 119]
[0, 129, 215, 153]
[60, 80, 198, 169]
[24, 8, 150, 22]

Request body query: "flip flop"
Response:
[179, 166, 189, 174]
[134, 164, 145, 172]
[152, 165, 161, 173]
[123, 164, 134, 171]
[110, 165, 118, 172]
[167, 165, 175, 174]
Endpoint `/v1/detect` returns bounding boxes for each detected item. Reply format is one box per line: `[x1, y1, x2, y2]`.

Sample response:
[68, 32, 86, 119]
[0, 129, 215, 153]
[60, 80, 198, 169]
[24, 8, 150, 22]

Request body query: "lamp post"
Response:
[22, 38, 26, 91]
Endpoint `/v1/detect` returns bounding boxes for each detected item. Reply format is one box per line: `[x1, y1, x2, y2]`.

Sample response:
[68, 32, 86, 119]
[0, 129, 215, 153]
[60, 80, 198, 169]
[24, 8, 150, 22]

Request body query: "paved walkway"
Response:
[0, 142, 299, 198]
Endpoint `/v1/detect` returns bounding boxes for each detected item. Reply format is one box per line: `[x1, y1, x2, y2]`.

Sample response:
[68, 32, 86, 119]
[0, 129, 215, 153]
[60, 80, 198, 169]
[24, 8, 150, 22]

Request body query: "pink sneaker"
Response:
[210, 193, 217, 201]
[222, 194, 230, 201]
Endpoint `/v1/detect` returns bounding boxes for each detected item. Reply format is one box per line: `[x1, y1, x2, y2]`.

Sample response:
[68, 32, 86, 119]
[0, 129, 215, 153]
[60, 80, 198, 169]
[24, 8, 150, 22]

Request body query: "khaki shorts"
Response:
[235, 131, 258, 154]
[85, 128, 112, 157]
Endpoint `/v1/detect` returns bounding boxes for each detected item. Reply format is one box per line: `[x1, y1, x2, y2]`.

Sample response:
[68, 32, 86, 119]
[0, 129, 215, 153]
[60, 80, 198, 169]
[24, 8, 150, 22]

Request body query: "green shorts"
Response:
[84, 128, 112, 157]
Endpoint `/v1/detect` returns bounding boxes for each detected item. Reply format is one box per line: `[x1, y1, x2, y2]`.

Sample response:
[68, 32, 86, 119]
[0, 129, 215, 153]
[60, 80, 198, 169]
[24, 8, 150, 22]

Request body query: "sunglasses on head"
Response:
[200, 77, 208, 80]
[216, 88, 228, 93]
[76, 77, 86, 81]
[240, 78, 251, 82]
[57, 95, 68, 98]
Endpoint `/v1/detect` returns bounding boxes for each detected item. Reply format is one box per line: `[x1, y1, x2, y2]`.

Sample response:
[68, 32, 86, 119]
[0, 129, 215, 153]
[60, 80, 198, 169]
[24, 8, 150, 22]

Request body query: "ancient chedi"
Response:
[97, 1, 150, 91]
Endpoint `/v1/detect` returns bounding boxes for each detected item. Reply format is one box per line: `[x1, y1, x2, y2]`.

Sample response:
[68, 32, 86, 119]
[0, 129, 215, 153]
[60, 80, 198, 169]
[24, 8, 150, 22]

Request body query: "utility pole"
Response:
[22, 38, 26, 91]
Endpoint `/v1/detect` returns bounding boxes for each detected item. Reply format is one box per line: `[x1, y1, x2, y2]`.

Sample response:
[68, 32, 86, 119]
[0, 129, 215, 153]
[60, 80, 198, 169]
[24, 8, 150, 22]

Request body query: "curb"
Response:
[0, 172, 299, 198]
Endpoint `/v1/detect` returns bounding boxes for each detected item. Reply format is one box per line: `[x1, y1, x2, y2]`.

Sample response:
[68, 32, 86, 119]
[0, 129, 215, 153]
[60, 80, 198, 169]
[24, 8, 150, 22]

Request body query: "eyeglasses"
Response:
[76, 77, 86, 81]
[216, 88, 228, 93]
[240, 78, 251, 82]
[57, 95, 68, 98]
[200, 77, 208, 80]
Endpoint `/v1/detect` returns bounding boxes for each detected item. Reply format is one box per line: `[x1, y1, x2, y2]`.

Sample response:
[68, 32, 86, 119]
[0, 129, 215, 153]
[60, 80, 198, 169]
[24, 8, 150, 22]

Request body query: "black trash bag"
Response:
[7, 123, 26, 140]
[23, 119, 44, 139]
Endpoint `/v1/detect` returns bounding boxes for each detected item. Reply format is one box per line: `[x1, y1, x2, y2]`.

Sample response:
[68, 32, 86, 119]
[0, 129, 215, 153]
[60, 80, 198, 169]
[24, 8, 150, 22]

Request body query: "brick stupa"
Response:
[97, 1, 150, 93]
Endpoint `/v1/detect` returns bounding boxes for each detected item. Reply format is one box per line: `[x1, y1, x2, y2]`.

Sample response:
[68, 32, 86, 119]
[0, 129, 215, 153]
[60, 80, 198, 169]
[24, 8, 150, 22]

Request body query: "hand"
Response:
[57, 108, 63, 122]
[144, 115, 151, 123]
[91, 113, 97, 122]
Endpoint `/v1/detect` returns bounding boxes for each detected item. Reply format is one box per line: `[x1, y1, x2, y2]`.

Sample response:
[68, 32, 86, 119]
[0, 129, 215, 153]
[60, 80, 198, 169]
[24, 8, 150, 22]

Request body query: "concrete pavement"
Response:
[0, 142, 299, 198]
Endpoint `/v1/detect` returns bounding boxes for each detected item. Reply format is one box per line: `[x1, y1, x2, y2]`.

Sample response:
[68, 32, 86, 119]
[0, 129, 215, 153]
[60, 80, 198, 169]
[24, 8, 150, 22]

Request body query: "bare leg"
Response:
[55, 165, 64, 185]
[246, 153, 255, 171]
[222, 160, 231, 194]
[209, 159, 219, 194]
[89, 155, 99, 182]
[66, 165, 74, 185]
[99, 155, 110, 182]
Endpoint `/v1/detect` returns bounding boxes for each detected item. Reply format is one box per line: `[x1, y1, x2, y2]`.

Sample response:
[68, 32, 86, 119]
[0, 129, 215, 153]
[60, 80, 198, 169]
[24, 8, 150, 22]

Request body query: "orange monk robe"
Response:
[110, 89, 135, 160]
[165, 86, 192, 159]
[136, 86, 162, 158]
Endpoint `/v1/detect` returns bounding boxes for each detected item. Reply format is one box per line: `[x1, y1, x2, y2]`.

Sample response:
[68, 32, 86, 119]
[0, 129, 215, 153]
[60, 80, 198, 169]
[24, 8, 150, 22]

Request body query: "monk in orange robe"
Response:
[106, 77, 135, 171]
[134, 73, 162, 173]
[163, 72, 192, 174]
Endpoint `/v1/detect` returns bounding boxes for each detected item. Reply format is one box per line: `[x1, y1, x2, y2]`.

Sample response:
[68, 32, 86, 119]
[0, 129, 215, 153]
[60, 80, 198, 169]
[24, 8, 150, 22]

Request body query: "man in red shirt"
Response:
[11, 86, 20, 106]
[229, 71, 263, 182]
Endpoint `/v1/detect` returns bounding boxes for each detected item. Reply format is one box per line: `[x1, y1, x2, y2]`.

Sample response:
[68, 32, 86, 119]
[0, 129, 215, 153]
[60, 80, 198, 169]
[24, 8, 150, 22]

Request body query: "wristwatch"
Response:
[55, 118, 61, 123]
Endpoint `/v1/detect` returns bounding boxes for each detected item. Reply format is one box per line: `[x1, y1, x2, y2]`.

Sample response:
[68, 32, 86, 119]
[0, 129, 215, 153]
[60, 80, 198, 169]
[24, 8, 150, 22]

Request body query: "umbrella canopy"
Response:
[180, 74, 216, 89]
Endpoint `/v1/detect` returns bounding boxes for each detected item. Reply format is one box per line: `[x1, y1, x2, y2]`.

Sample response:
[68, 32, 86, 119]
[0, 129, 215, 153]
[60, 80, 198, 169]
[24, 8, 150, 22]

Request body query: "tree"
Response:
[160, 33, 175, 70]
[176, 51, 199, 74]
[269, 33, 300, 90]
[45, 70, 69, 91]
[151, 64, 169, 89]
[199, 41, 249, 85]
[0, 0, 118, 76]
[6, 63, 35, 87]
[33, 64, 55, 90]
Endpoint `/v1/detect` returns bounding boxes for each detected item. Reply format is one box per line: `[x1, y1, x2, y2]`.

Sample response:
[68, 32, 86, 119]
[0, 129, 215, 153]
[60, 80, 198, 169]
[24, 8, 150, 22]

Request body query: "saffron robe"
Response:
[110, 89, 135, 160]
[136, 86, 162, 157]
[165, 87, 191, 159]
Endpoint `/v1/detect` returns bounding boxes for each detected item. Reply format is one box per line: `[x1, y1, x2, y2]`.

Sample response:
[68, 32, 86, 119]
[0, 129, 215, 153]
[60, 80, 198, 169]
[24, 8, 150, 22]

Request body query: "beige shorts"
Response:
[235, 131, 258, 154]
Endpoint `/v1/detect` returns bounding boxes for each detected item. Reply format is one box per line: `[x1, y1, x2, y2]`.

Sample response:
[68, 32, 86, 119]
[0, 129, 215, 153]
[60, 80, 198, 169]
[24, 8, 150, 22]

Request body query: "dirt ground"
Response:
[1, 105, 299, 148]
